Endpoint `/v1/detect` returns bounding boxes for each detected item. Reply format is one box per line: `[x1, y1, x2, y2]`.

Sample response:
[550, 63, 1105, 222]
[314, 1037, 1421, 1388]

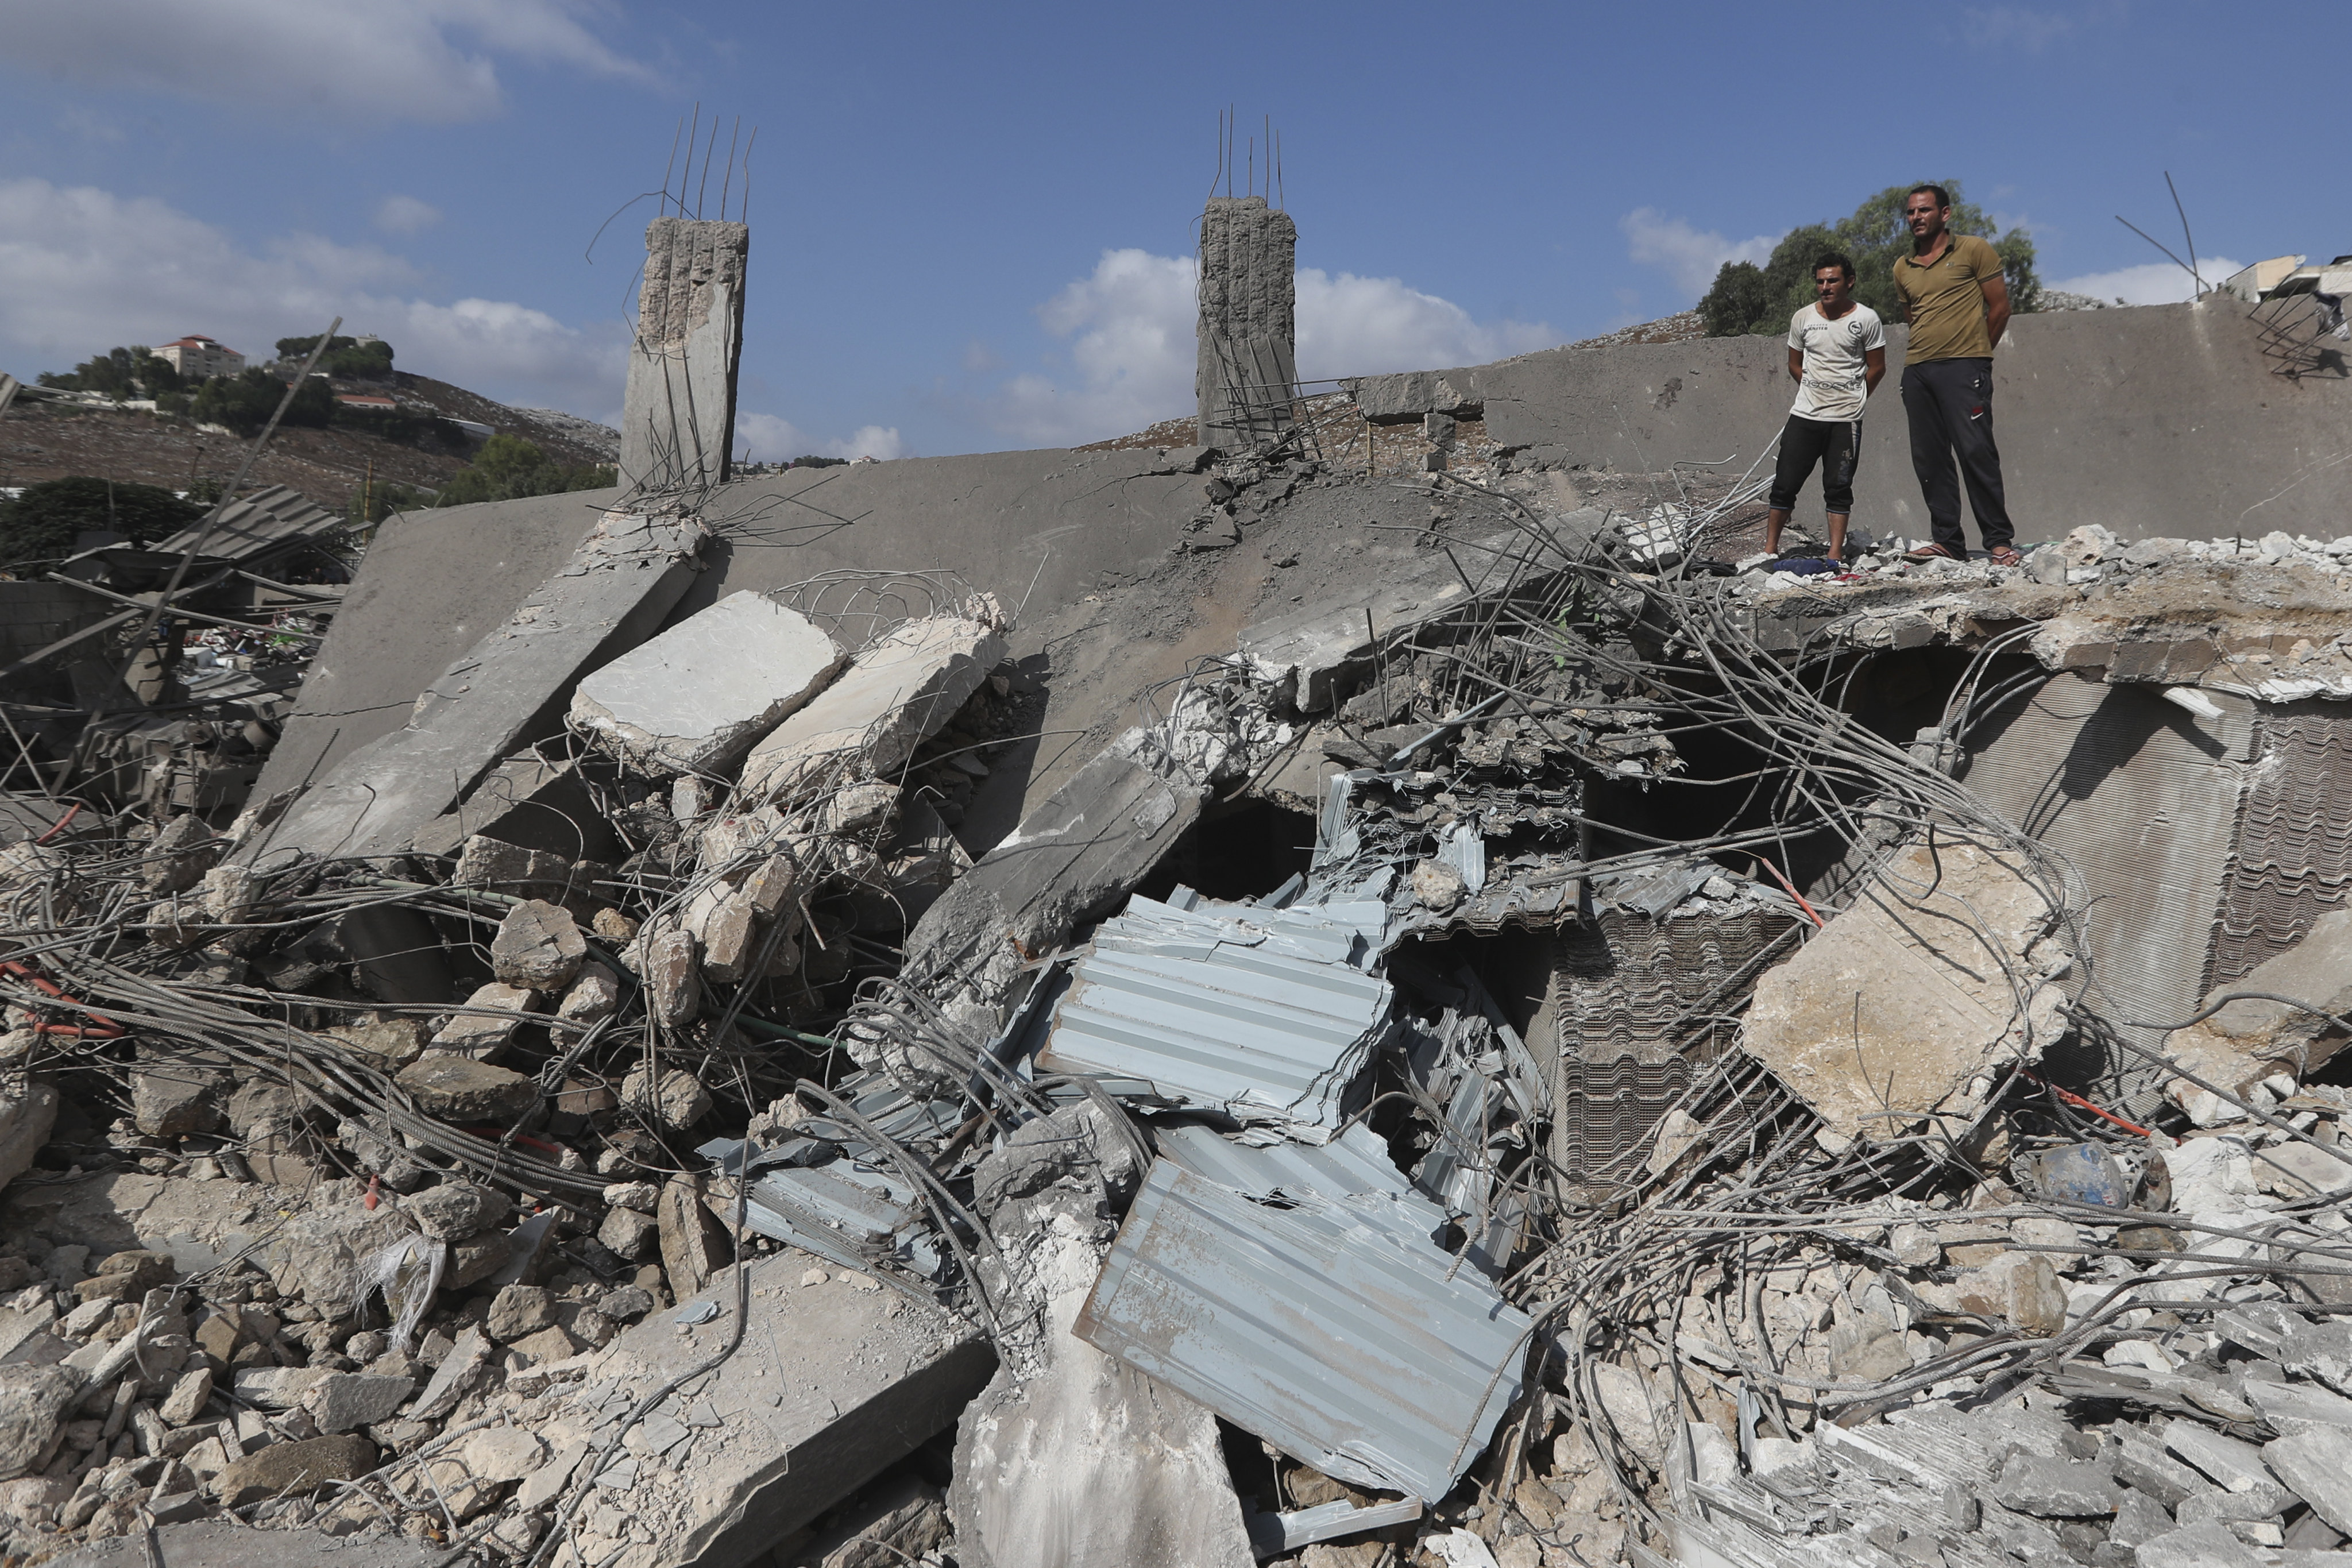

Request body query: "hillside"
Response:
[0, 370, 617, 513]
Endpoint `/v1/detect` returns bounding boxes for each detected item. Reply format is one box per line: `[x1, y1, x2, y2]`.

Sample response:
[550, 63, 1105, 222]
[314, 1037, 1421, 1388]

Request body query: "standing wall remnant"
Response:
[1196, 195, 1297, 453]
[621, 217, 749, 498]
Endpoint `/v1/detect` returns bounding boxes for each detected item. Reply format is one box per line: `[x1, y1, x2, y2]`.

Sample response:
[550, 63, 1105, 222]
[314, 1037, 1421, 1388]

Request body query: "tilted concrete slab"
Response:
[540, 1250, 994, 1568]
[904, 727, 1205, 1017]
[242, 509, 704, 866]
[737, 614, 1006, 804]
[571, 590, 846, 776]
[49, 1520, 447, 1568]
[1238, 522, 1593, 712]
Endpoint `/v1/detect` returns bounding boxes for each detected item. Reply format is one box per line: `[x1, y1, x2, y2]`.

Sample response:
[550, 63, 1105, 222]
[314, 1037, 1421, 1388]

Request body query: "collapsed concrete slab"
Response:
[621, 217, 748, 498]
[1743, 841, 2073, 1146]
[1238, 523, 1593, 712]
[543, 1250, 994, 1568]
[48, 1519, 447, 1567]
[570, 591, 846, 775]
[737, 612, 1006, 804]
[243, 509, 705, 866]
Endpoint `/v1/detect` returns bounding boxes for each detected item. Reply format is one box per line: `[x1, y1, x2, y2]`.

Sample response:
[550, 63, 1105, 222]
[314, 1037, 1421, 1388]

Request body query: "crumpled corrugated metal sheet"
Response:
[1036, 894, 1393, 1134]
[1074, 1158, 1533, 1504]
[149, 484, 341, 563]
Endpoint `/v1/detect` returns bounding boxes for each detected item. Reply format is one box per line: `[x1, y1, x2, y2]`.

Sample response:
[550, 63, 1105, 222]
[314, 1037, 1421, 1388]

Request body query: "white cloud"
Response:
[2048, 256, 2246, 306]
[0, 0, 654, 125]
[374, 195, 443, 235]
[982, 248, 1558, 447]
[736, 412, 909, 464]
[1621, 208, 1779, 301]
[0, 177, 620, 413]
[1962, 6, 2079, 51]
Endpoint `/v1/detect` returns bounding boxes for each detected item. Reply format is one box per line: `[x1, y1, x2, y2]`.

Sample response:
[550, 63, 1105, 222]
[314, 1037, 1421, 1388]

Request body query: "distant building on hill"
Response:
[154, 335, 245, 381]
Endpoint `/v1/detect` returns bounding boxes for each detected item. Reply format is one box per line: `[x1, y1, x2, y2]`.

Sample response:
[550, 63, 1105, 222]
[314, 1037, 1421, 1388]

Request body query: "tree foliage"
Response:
[0, 477, 205, 567]
[191, 368, 333, 437]
[37, 346, 183, 398]
[277, 334, 396, 379]
[1698, 181, 2043, 338]
[432, 435, 616, 507]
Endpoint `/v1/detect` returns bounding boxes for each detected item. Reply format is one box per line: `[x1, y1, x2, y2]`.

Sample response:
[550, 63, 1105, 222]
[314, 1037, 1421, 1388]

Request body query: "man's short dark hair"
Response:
[1814, 253, 1856, 281]
[1907, 183, 1952, 210]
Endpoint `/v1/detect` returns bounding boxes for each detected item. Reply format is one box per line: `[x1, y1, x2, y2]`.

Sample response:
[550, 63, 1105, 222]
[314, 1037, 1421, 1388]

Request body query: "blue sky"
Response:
[0, 1, 2308, 459]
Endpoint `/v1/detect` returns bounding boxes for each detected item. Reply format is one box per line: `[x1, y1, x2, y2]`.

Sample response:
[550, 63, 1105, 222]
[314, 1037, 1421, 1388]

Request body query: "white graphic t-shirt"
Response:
[1787, 302, 1886, 422]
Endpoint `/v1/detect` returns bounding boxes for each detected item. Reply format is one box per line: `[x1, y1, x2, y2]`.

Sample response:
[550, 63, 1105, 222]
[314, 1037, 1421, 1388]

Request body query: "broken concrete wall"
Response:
[1401, 298, 2352, 544]
[621, 218, 748, 498]
[1196, 196, 1297, 453]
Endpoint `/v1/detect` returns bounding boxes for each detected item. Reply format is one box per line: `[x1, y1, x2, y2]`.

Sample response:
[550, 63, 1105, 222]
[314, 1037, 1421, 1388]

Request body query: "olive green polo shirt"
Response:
[1893, 233, 2003, 363]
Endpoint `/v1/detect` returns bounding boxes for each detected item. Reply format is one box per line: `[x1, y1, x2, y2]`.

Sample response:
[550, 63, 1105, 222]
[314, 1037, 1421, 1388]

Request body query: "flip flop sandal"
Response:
[1988, 546, 2024, 567]
[1903, 543, 1961, 561]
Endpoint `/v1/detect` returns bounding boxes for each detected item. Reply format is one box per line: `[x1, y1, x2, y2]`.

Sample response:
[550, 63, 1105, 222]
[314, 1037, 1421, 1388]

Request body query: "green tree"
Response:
[36, 345, 182, 399]
[1698, 181, 2041, 337]
[191, 368, 333, 437]
[277, 334, 396, 380]
[0, 478, 205, 567]
[432, 434, 616, 507]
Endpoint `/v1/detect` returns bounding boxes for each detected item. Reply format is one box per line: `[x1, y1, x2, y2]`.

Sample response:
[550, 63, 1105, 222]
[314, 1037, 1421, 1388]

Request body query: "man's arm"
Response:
[1863, 346, 1886, 397]
[1982, 273, 2013, 347]
[1787, 346, 1803, 383]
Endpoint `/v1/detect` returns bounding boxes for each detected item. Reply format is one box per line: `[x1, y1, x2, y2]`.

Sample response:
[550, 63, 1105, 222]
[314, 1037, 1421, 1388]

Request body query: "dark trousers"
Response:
[1769, 414, 1860, 513]
[1902, 357, 2014, 553]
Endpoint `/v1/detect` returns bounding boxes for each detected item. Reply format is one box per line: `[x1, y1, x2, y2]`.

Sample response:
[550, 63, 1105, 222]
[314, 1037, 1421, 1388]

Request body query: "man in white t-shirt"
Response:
[1764, 253, 1887, 563]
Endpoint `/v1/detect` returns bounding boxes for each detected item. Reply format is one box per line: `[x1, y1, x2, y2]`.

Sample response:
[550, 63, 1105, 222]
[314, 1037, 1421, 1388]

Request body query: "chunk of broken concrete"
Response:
[303, 1371, 414, 1434]
[643, 926, 701, 1026]
[214, 1432, 375, 1506]
[0, 1364, 80, 1481]
[621, 1065, 712, 1131]
[1990, 1451, 2121, 1516]
[2262, 1426, 2352, 1536]
[2165, 909, 2352, 1098]
[130, 1050, 230, 1137]
[573, 591, 845, 775]
[659, 1177, 731, 1298]
[1956, 1253, 2069, 1337]
[257, 1203, 419, 1318]
[428, 980, 538, 1060]
[556, 960, 621, 1025]
[490, 898, 586, 990]
[0, 1083, 58, 1198]
[396, 1055, 542, 1123]
[1742, 841, 2070, 1143]
[323, 1013, 432, 1071]
[739, 612, 1007, 804]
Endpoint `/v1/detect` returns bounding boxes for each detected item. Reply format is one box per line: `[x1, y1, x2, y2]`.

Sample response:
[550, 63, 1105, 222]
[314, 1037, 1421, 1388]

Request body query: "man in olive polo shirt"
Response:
[1893, 184, 2022, 566]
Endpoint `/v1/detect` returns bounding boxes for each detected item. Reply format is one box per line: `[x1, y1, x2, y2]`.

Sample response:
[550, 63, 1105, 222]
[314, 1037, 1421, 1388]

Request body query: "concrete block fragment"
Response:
[2110, 1490, 2175, 1548]
[598, 1207, 659, 1262]
[2115, 1431, 2208, 1508]
[2245, 1376, 2352, 1436]
[738, 614, 1006, 804]
[1742, 840, 2071, 1143]
[2133, 1520, 2269, 1567]
[130, 1052, 230, 1137]
[2165, 910, 2352, 1089]
[658, 1177, 731, 1298]
[490, 898, 586, 990]
[212, 1432, 374, 1506]
[428, 980, 538, 1060]
[556, 960, 621, 1025]
[2167, 1424, 2298, 1513]
[395, 1056, 542, 1123]
[2265, 1427, 2352, 1536]
[302, 1372, 413, 1434]
[404, 1181, 511, 1242]
[1956, 1253, 2070, 1337]
[697, 893, 763, 985]
[644, 926, 701, 1026]
[1992, 1452, 2122, 1517]
[571, 592, 845, 774]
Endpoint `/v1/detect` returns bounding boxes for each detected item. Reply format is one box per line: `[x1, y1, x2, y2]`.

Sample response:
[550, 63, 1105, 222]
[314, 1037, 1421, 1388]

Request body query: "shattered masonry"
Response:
[5, 202, 2352, 1568]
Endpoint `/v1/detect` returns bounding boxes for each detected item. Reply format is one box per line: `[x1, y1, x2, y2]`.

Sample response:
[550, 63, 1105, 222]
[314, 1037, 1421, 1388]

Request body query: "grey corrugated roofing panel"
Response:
[1075, 1158, 1532, 1503]
[1038, 947, 1388, 1129]
[149, 484, 340, 562]
[1036, 893, 1394, 1130]
[1154, 1121, 1427, 1207]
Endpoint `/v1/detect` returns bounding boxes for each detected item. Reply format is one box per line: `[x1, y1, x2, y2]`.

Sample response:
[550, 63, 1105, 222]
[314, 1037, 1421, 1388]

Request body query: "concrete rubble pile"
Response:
[1, 435, 2351, 1568]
